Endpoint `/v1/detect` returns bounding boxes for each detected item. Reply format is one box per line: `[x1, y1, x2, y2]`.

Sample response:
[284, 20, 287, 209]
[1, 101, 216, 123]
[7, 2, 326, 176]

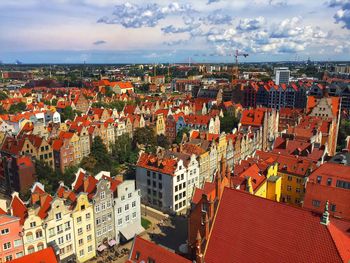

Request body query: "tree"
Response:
[35, 159, 58, 195]
[61, 106, 75, 122]
[52, 98, 58, 106]
[0, 105, 6, 114]
[112, 134, 134, 164]
[91, 136, 111, 171]
[157, 134, 170, 149]
[105, 86, 114, 97]
[61, 166, 79, 186]
[175, 127, 190, 144]
[80, 155, 97, 173]
[0, 91, 8, 100]
[337, 119, 350, 151]
[220, 113, 239, 133]
[8, 102, 26, 114]
[133, 126, 157, 153]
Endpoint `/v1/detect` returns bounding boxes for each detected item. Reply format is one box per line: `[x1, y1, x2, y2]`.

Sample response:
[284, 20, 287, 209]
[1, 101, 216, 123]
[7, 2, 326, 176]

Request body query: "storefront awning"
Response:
[120, 223, 145, 241]
[97, 244, 107, 252]
[108, 239, 117, 247]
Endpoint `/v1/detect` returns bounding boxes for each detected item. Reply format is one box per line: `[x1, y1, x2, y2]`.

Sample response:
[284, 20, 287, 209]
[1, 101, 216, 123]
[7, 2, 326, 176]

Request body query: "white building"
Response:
[136, 151, 200, 214]
[275, 67, 290, 85]
[113, 180, 144, 243]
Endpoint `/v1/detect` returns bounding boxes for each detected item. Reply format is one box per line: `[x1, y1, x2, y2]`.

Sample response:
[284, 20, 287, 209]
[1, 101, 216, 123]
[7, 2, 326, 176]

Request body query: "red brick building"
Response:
[303, 162, 350, 220]
[203, 187, 350, 263]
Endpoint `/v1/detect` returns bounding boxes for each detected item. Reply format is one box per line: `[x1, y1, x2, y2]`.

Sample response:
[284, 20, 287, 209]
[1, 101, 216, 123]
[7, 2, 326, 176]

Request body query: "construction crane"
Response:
[232, 49, 249, 83]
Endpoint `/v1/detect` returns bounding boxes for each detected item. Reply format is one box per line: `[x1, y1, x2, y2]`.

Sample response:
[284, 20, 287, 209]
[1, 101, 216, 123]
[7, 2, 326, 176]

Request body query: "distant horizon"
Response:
[1, 1, 350, 64]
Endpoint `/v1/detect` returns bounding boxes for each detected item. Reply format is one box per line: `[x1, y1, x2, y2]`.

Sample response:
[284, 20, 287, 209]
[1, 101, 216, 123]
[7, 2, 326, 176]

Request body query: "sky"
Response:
[0, 0, 350, 63]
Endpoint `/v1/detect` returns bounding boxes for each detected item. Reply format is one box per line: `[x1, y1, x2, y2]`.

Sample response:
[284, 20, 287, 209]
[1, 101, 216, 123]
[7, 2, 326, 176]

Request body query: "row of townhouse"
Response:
[3, 168, 142, 263]
[242, 81, 308, 109]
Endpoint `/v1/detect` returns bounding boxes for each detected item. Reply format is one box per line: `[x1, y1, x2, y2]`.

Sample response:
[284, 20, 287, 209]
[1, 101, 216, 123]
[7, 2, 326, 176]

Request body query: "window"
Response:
[147, 171, 150, 177]
[14, 239, 22, 247]
[159, 183, 162, 189]
[95, 204, 100, 213]
[86, 213, 91, 219]
[56, 225, 63, 234]
[86, 224, 91, 231]
[327, 178, 332, 186]
[312, 200, 321, 207]
[65, 221, 71, 230]
[3, 242, 11, 250]
[78, 228, 83, 235]
[125, 204, 129, 211]
[126, 215, 130, 222]
[5, 255, 13, 261]
[121, 196, 125, 201]
[66, 233, 71, 241]
[58, 237, 64, 245]
[38, 243, 44, 250]
[287, 185, 292, 191]
[30, 222, 36, 228]
[317, 176, 322, 184]
[101, 202, 106, 211]
[107, 200, 111, 208]
[287, 176, 292, 181]
[132, 212, 136, 219]
[16, 252, 24, 258]
[132, 201, 136, 207]
[147, 179, 151, 186]
[66, 244, 73, 252]
[296, 188, 301, 193]
[79, 249, 84, 256]
[78, 239, 83, 246]
[330, 204, 336, 212]
[49, 228, 55, 237]
[118, 219, 122, 226]
[88, 245, 93, 253]
[1, 228, 9, 235]
[96, 218, 101, 225]
[128, 193, 132, 198]
[336, 180, 350, 189]
[100, 191, 106, 200]
[28, 245, 35, 254]
[80, 205, 85, 211]
[158, 174, 162, 180]
[117, 207, 122, 214]
[36, 230, 43, 239]
[87, 234, 92, 241]
[175, 185, 178, 192]
[77, 216, 82, 223]
[55, 213, 62, 221]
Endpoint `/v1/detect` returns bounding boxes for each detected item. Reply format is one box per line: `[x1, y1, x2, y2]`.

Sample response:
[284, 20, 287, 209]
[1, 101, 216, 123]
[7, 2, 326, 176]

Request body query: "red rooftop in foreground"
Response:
[8, 247, 59, 263]
[127, 236, 191, 263]
[204, 187, 350, 263]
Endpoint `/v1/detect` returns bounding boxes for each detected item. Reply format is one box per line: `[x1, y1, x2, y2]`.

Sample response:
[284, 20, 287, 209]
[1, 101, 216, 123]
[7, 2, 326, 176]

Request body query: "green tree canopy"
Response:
[61, 106, 75, 122]
[220, 113, 239, 134]
[9, 102, 26, 114]
[133, 126, 157, 153]
[157, 134, 170, 149]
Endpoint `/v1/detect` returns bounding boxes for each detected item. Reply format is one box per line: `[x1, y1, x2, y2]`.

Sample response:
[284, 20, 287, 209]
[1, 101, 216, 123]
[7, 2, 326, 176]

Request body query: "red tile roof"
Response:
[10, 195, 27, 225]
[137, 152, 178, 176]
[9, 247, 58, 263]
[128, 236, 191, 263]
[204, 188, 347, 263]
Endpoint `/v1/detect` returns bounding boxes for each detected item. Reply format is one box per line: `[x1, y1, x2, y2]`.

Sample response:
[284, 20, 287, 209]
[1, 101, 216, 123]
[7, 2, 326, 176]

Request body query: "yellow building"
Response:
[255, 150, 316, 206]
[155, 114, 166, 135]
[234, 159, 281, 202]
[72, 193, 96, 262]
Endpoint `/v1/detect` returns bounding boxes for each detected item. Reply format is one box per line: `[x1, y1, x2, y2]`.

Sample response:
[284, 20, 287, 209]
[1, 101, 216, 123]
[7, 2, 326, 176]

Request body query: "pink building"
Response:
[0, 209, 24, 262]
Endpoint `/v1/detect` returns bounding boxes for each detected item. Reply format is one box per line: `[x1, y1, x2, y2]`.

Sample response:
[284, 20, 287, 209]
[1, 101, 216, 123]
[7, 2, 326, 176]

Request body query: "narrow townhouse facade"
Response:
[0, 212, 24, 262]
[43, 197, 76, 263]
[93, 178, 116, 250]
[113, 180, 143, 244]
[71, 193, 96, 263]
